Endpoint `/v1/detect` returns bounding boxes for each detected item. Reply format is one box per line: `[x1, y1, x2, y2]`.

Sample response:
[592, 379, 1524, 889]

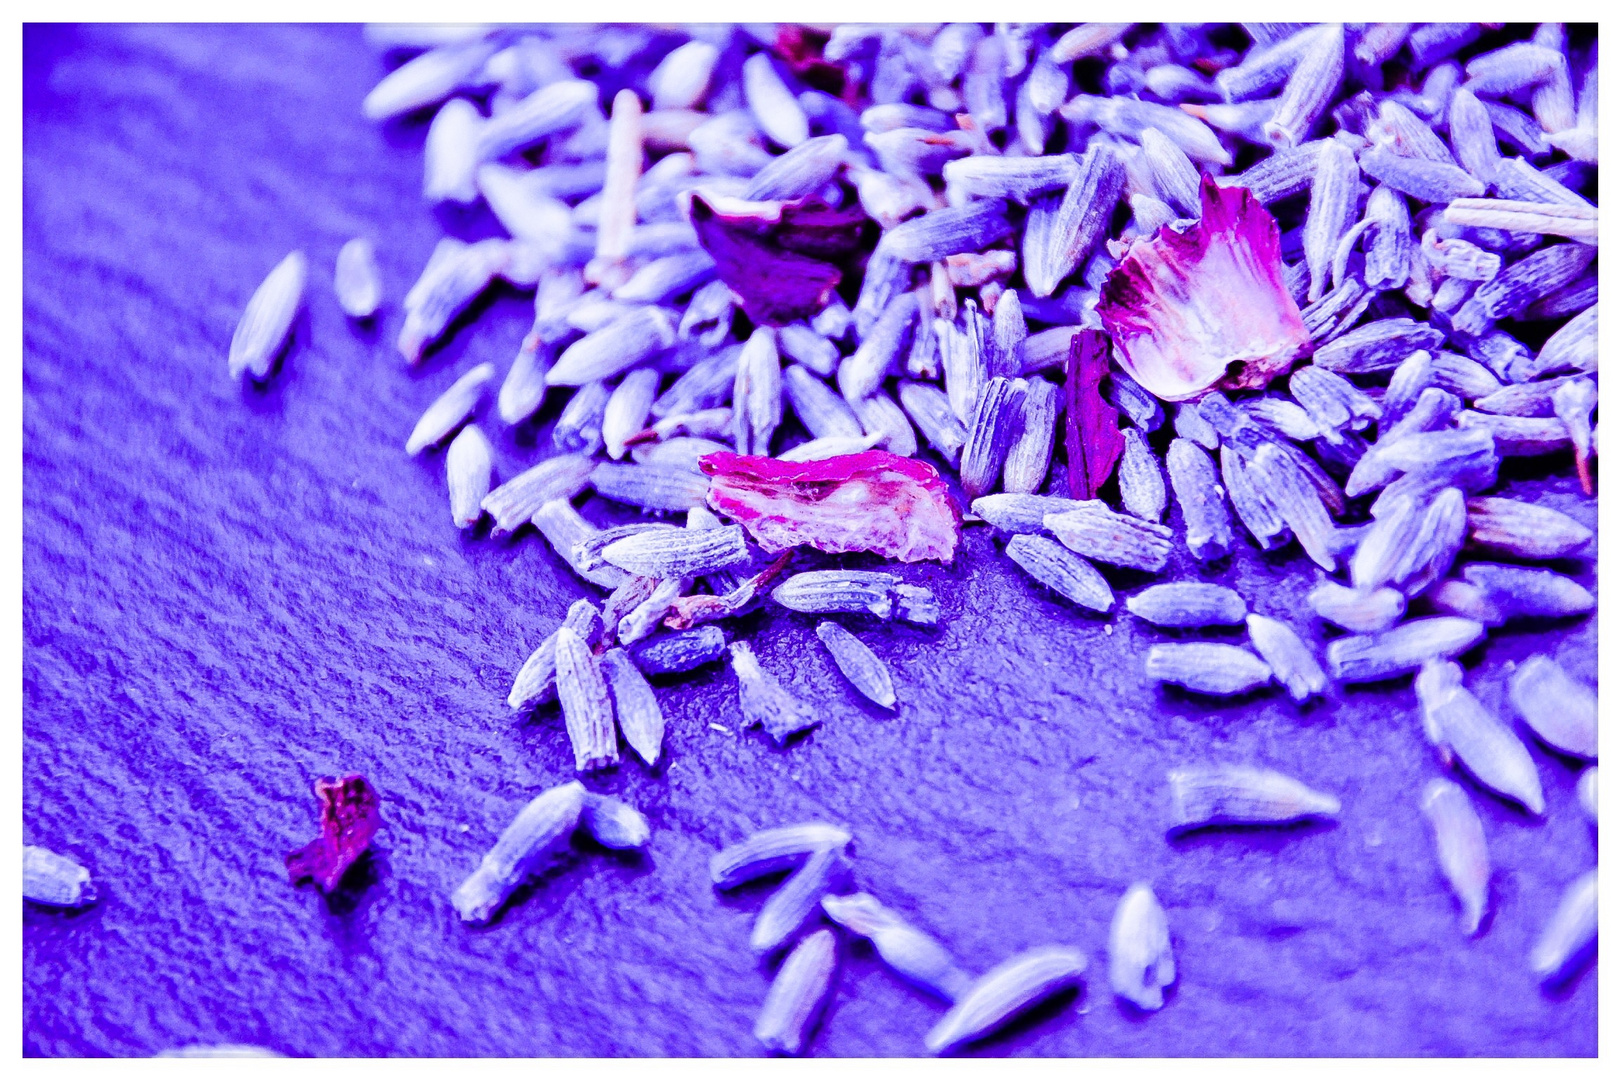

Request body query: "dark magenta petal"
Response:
[1064, 330, 1125, 500]
[1098, 175, 1311, 401]
[689, 191, 876, 326]
[700, 450, 961, 563]
[285, 774, 383, 894]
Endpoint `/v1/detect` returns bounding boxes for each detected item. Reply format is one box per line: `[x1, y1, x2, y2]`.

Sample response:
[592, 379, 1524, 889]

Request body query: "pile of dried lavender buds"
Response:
[83, 20, 1601, 1056]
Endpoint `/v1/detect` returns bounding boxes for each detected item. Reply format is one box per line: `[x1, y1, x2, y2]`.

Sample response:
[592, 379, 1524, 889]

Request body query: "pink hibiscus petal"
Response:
[700, 450, 961, 563]
[1098, 174, 1311, 402]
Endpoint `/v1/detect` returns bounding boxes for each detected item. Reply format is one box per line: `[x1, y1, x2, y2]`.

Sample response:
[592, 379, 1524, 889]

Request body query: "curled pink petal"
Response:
[1099, 175, 1311, 402]
[700, 450, 961, 563]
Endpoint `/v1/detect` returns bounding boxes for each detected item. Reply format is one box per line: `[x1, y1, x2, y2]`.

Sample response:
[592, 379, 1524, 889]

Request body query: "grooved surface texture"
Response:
[23, 24, 1597, 1058]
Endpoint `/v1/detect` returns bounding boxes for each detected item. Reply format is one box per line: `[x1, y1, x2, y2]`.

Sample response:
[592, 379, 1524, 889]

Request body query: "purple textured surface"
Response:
[23, 24, 1597, 1058]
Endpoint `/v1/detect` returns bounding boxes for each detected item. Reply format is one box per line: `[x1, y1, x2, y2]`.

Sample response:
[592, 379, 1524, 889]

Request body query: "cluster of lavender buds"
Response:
[183, 21, 1603, 1055]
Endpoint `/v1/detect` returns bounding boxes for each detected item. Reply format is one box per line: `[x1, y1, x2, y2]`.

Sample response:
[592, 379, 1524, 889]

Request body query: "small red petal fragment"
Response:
[1098, 175, 1311, 401]
[772, 26, 849, 99]
[285, 774, 383, 894]
[1064, 330, 1125, 500]
[700, 450, 961, 563]
[688, 191, 876, 326]
[664, 551, 796, 630]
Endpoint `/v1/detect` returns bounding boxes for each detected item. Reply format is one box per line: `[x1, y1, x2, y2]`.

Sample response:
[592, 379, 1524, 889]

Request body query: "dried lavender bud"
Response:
[23, 846, 96, 909]
[628, 626, 726, 676]
[1166, 439, 1234, 562]
[778, 324, 841, 379]
[1427, 352, 1503, 401]
[852, 391, 919, 457]
[1420, 778, 1491, 936]
[925, 947, 1089, 1056]
[1461, 563, 1595, 622]
[1312, 318, 1445, 374]
[1263, 23, 1344, 148]
[880, 201, 1015, 264]
[602, 368, 663, 460]
[1451, 245, 1595, 337]
[959, 376, 1026, 501]
[1221, 140, 1324, 203]
[1454, 412, 1571, 458]
[1002, 377, 1058, 494]
[710, 822, 851, 890]
[815, 622, 897, 709]
[898, 381, 969, 464]
[1023, 143, 1124, 298]
[772, 570, 898, 619]
[1326, 617, 1486, 684]
[784, 364, 865, 441]
[1244, 614, 1328, 703]
[555, 626, 618, 772]
[743, 53, 809, 149]
[776, 435, 882, 462]
[1116, 428, 1167, 522]
[363, 39, 499, 122]
[1242, 398, 1319, 442]
[839, 293, 917, 403]
[1308, 581, 1405, 634]
[742, 134, 849, 202]
[1529, 870, 1597, 985]
[590, 462, 711, 512]
[399, 239, 513, 363]
[616, 576, 688, 647]
[1303, 139, 1360, 301]
[971, 492, 1092, 534]
[1146, 643, 1273, 696]
[1216, 27, 1315, 101]
[423, 98, 483, 204]
[649, 40, 719, 110]
[1509, 654, 1597, 761]
[731, 328, 783, 456]
[942, 154, 1079, 204]
[1290, 365, 1379, 440]
[451, 780, 587, 925]
[333, 237, 382, 319]
[1415, 660, 1544, 815]
[475, 78, 596, 162]
[446, 424, 493, 529]
[552, 379, 610, 456]
[1249, 444, 1337, 572]
[821, 892, 970, 1002]
[1003, 534, 1114, 613]
[1167, 765, 1340, 832]
[1128, 583, 1246, 628]
[548, 307, 676, 386]
[751, 845, 848, 955]
[1173, 403, 1220, 450]
[755, 929, 838, 1056]
[1045, 503, 1174, 573]
[229, 250, 308, 381]
[598, 648, 665, 766]
[1108, 883, 1176, 1011]
[483, 454, 596, 536]
[1516, 305, 1597, 381]
[578, 792, 651, 852]
[1466, 496, 1593, 559]
[730, 641, 819, 744]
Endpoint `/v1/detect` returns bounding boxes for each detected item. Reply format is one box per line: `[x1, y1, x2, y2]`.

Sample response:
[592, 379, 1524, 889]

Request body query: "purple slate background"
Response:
[22, 23, 1598, 1058]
